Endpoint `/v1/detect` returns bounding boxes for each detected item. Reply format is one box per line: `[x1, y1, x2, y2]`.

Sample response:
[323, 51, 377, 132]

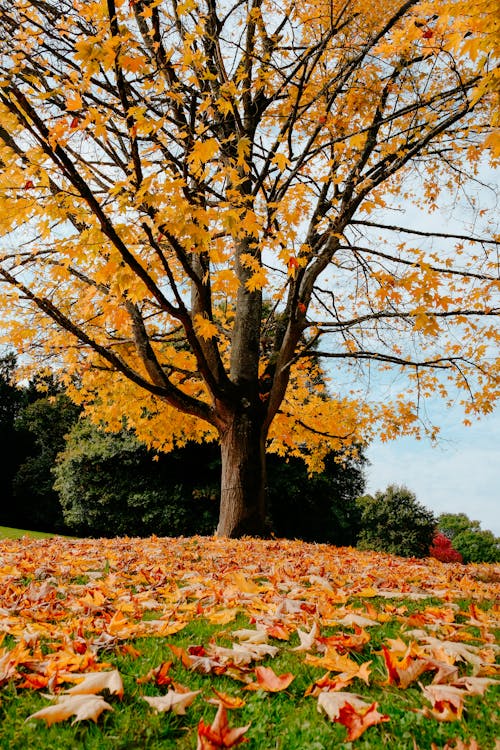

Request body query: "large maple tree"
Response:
[0, 0, 498, 536]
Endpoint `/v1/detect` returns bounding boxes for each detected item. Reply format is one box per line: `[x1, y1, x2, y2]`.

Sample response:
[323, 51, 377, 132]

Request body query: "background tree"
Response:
[0, 1, 498, 536]
[267, 451, 365, 546]
[54, 420, 220, 537]
[437, 512, 500, 563]
[356, 484, 436, 558]
[55, 417, 366, 541]
[0, 353, 31, 526]
[12, 391, 80, 532]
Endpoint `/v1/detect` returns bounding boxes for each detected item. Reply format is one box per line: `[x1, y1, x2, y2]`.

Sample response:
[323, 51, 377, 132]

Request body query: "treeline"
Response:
[0, 354, 365, 545]
[1, 354, 498, 563]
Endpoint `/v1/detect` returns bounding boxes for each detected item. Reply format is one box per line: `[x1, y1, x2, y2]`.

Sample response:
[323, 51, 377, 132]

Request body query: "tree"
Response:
[267, 450, 365, 545]
[356, 484, 436, 557]
[55, 416, 366, 541]
[437, 512, 500, 563]
[12, 392, 80, 532]
[54, 421, 220, 537]
[0, 353, 30, 525]
[452, 529, 500, 563]
[437, 512, 481, 540]
[0, 1, 498, 536]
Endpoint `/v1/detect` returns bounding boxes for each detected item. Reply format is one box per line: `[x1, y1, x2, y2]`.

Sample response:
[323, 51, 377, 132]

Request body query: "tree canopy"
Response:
[0, 0, 498, 535]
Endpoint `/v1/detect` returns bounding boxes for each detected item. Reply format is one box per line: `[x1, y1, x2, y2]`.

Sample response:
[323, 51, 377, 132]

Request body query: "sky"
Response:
[365, 408, 500, 536]
[355, 160, 499, 538]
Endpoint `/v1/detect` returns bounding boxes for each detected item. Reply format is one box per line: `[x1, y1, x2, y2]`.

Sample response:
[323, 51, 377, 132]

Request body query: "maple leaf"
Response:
[317, 691, 389, 740]
[207, 689, 246, 709]
[26, 694, 113, 726]
[137, 660, 173, 686]
[292, 621, 320, 652]
[231, 628, 268, 644]
[419, 683, 466, 721]
[196, 703, 250, 749]
[61, 669, 124, 698]
[142, 688, 201, 715]
[450, 676, 500, 695]
[304, 671, 354, 696]
[245, 665, 295, 692]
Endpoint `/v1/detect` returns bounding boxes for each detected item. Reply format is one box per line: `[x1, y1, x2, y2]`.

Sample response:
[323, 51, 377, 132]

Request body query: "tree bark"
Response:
[217, 405, 269, 537]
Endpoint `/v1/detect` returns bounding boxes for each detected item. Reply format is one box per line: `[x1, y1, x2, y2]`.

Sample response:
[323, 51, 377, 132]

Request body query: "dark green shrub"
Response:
[267, 451, 365, 546]
[356, 484, 436, 558]
[54, 421, 220, 537]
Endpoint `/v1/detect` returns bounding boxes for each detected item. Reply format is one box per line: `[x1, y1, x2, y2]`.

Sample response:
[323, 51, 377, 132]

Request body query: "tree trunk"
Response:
[217, 406, 269, 537]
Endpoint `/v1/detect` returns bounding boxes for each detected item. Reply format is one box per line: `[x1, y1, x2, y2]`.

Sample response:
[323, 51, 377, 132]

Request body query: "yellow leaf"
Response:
[194, 313, 219, 340]
[237, 137, 251, 170]
[272, 152, 289, 172]
[66, 92, 83, 111]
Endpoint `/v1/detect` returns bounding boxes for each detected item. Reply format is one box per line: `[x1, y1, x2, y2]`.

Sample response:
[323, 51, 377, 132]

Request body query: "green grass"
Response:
[0, 526, 68, 539]
[1, 611, 498, 750]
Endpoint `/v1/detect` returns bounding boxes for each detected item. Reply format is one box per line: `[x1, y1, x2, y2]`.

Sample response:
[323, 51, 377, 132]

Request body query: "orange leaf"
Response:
[245, 665, 294, 692]
[337, 701, 390, 741]
[317, 691, 389, 740]
[207, 689, 246, 709]
[196, 703, 250, 749]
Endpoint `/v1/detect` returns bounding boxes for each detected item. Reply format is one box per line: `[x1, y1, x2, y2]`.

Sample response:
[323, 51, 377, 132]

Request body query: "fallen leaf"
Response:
[142, 689, 201, 715]
[26, 694, 113, 725]
[197, 703, 250, 749]
[317, 691, 389, 739]
[61, 669, 124, 698]
[245, 665, 294, 692]
[419, 683, 466, 721]
[207, 688, 246, 709]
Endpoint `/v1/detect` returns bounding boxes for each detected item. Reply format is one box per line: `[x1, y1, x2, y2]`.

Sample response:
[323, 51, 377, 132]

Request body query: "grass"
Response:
[0, 535, 498, 749]
[0, 525, 64, 539]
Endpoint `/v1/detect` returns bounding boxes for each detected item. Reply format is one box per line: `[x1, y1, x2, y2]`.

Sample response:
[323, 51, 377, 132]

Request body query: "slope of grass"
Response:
[0, 525, 60, 539]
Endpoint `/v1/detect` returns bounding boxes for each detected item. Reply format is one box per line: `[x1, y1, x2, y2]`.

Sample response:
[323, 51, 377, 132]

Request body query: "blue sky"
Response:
[354, 162, 499, 537]
[365, 407, 500, 536]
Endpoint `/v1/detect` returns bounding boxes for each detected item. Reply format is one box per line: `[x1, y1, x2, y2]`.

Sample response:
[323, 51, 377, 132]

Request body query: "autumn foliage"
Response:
[0, 534, 499, 747]
[0, 0, 499, 535]
[430, 533, 464, 563]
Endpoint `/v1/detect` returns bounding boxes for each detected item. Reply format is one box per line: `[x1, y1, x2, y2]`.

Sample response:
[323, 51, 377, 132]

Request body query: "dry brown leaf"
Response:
[62, 669, 124, 698]
[244, 665, 294, 692]
[142, 689, 201, 714]
[26, 694, 113, 726]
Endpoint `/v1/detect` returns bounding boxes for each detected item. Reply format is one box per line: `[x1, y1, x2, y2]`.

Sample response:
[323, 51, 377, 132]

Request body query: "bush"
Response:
[54, 421, 220, 537]
[452, 529, 500, 564]
[356, 484, 436, 558]
[436, 513, 500, 563]
[429, 532, 463, 563]
[267, 451, 365, 546]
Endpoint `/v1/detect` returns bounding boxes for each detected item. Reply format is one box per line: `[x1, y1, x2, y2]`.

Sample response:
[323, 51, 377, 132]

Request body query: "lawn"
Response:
[0, 526, 62, 539]
[0, 535, 498, 749]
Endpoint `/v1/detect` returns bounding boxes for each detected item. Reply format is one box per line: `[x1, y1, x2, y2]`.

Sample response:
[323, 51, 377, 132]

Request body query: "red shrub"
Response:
[429, 532, 463, 563]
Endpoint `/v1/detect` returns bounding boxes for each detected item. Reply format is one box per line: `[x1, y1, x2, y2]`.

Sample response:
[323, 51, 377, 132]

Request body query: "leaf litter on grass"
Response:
[0, 535, 499, 748]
